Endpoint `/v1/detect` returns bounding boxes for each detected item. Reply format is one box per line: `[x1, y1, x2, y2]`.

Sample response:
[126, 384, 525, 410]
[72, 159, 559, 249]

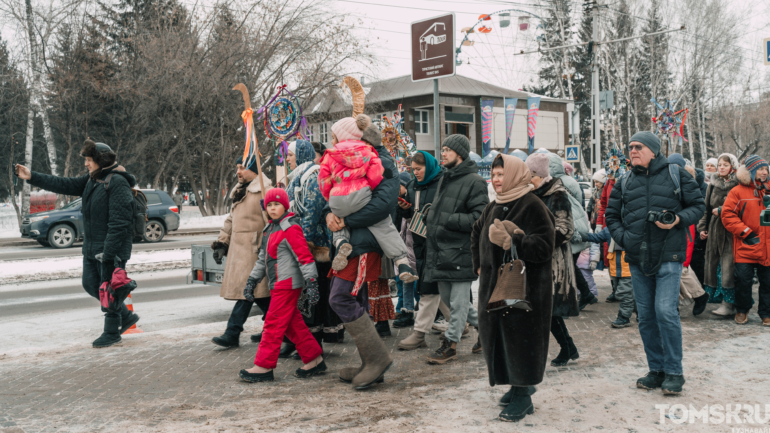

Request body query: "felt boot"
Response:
[345, 315, 393, 390]
[93, 315, 122, 348]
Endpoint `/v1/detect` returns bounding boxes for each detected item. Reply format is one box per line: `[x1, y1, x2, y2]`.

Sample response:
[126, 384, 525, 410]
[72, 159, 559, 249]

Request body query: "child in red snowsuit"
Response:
[238, 188, 325, 383]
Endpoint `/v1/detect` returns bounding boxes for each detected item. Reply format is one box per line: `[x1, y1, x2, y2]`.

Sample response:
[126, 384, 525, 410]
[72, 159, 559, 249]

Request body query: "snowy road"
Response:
[0, 234, 217, 261]
[0, 268, 261, 355]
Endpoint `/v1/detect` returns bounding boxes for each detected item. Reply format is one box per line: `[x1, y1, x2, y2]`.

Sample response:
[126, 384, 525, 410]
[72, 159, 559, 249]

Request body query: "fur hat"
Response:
[80, 139, 116, 168]
[264, 187, 290, 212]
[331, 114, 370, 143]
[562, 161, 574, 176]
[526, 153, 551, 179]
[592, 169, 607, 184]
[442, 134, 470, 160]
[361, 121, 382, 147]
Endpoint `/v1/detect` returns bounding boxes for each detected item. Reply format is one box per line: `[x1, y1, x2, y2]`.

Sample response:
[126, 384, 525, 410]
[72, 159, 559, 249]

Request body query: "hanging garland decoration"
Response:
[257, 84, 310, 164]
[378, 104, 416, 172]
[603, 143, 627, 181]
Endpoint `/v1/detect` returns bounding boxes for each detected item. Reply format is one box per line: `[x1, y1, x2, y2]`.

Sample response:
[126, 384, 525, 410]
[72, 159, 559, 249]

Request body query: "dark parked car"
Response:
[20, 189, 180, 248]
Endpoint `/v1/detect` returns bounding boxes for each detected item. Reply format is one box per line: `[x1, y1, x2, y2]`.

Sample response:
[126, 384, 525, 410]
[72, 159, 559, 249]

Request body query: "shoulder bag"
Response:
[408, 176, 444, 238]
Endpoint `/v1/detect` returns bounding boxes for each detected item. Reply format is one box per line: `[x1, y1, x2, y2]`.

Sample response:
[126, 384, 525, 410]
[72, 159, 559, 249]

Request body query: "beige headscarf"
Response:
[494, 154, 534, 203]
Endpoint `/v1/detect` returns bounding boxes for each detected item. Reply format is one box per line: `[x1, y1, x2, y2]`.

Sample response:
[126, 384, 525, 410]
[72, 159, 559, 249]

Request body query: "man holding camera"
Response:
[605, 131, 705, 395]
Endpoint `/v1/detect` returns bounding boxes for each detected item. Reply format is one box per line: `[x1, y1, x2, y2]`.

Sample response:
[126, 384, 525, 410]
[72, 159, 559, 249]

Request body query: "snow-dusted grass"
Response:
[0, 248, 191, 285]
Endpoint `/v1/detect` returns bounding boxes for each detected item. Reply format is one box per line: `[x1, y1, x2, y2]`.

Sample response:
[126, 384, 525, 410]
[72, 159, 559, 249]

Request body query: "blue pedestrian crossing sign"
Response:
[565, 145, 580, 163]
[765, 37, 770, 65]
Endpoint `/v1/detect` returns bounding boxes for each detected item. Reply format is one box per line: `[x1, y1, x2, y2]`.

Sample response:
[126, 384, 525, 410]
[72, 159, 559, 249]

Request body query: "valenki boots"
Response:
[93, 315, 122, 348]
[711, 301, 736, 316]
[343, 315, 393, 390]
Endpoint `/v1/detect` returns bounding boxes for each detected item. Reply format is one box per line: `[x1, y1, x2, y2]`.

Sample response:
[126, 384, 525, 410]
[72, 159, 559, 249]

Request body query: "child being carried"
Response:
[319, 115, 418, 283]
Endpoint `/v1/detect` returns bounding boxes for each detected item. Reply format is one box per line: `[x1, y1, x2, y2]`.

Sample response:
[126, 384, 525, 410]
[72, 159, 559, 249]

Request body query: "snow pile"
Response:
[179, 212, 228, 230]
[0, 207, 20, 238]
[0, 248, 192, 285]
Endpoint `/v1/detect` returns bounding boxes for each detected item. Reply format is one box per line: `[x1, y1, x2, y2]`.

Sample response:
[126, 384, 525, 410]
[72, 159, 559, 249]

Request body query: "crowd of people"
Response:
[13, 117, 770, 423]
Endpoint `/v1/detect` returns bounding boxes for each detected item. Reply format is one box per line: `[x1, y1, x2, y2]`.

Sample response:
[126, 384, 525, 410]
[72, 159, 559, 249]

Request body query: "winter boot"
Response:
[636, 371, 666, 390]
[611, 314, 631, 328]
[93, 315, 122, 348]
[120, 312, 140, 335]
[605, 292, 618, 303]
[579, 292, 598, 310]
[392, 312, 415, 328]
[398, 331, 428, 350]
[345, 315, 393, 390]
[212, 333, 239, 348]
[499, 386, 536, 422]
[396, 263, 419, 284]
[375, 320, 391, 337]
[278, 337, 296, 358]
[692, 293, 709, 316]
[550, 319, 579, 366]
[661, 374, 686, 395]
[499, 386, 515, 406]
[472, 335, 482, 354]
[712, 301, 736, 317]
[332, 241, 353, 271]
[427, 339, 457, 364]
[250, 333, 262, 343]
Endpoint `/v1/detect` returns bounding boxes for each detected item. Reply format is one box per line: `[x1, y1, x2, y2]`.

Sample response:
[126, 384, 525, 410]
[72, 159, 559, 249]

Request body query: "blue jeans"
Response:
[395, 275, 419, 313]
[629, 262, 684, 375]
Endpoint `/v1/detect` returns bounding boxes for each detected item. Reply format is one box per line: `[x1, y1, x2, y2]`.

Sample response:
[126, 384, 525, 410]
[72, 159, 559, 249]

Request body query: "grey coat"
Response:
[696, 173, 739, 289]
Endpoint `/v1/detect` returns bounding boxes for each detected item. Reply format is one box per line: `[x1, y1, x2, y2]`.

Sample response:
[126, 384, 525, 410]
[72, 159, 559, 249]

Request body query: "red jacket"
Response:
[597, 178, 616, 266]
[721, 166, 770, 266]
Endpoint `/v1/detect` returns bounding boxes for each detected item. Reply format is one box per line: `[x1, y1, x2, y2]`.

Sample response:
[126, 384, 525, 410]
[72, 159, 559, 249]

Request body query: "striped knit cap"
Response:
[744, 155, 769, 180]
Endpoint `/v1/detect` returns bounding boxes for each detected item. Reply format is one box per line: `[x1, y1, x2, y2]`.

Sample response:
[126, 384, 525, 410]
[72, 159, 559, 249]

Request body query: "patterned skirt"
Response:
[704, 264, 736, 304]
[367, 278, 395, 323]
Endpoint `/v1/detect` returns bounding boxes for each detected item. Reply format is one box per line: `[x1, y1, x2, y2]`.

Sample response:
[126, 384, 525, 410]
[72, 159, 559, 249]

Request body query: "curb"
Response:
[0, 229, 219, 248]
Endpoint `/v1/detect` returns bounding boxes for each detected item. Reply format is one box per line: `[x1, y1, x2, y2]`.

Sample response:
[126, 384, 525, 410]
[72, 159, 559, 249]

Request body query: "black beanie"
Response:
[629, 131, 661, 156]
[443, 134, 470, 160]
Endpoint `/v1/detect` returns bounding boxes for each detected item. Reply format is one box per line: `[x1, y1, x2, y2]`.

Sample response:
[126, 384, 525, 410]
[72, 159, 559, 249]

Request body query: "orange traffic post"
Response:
[123, 294, 143, 334]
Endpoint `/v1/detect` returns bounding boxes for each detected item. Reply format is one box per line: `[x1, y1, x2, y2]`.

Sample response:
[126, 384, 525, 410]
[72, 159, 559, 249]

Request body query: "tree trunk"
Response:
[22, 107, 34, 217]
[190, 175, 208, 217]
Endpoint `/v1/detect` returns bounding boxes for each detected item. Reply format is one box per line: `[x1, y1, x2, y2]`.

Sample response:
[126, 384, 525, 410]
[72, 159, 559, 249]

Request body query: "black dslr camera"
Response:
[761, 196, 770, 227]
[647, 210, 677, 225]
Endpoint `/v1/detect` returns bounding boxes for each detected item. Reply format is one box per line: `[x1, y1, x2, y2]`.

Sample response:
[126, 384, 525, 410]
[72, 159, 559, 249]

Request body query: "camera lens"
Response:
[660, 212, 676, 225]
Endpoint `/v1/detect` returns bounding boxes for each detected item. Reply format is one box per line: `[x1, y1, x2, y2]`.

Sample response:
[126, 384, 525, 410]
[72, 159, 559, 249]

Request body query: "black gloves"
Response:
[297, 278, 320, 318]
[243, 277, 257, 302]
[213, 248, 226, 265]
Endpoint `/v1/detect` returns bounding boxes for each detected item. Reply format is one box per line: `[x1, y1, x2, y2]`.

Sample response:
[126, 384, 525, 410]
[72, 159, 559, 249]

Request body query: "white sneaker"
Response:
[711, 301, 736, 316]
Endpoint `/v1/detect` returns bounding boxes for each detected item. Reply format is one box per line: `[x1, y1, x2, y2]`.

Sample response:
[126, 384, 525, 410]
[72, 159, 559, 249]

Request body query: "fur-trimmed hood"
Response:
[80, 139, 116, 168]
[737, 165, 753, 186]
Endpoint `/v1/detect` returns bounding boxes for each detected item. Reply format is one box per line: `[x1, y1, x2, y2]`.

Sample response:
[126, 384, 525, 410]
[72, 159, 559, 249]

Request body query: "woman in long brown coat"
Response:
[698, 153, 740, 316]
[472, 154, 555, 423]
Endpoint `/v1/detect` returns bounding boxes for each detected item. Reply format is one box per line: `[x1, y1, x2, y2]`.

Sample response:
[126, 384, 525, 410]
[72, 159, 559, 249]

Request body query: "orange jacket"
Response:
[721, 166, 769, 266]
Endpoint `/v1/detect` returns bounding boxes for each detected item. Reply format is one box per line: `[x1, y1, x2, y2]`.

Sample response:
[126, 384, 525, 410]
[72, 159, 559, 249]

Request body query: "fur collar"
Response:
[737, 166, 753, 186]
[710, 172, 739, 190]
[230, 174, 273, 199]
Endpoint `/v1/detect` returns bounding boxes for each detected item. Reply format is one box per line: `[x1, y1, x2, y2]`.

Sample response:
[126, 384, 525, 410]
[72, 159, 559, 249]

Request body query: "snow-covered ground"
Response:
[0, 248, 192, 285]
[0, 206, 20, 238]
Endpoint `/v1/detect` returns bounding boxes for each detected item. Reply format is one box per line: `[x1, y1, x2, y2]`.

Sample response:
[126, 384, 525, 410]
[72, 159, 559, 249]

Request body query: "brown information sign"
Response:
[411, 13, 456, 82]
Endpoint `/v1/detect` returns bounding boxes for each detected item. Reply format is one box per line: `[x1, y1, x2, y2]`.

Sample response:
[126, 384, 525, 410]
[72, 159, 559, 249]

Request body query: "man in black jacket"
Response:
[424, 135, 489, 364]
[16, 140, 138, 348]
[605, 131, 705, 395]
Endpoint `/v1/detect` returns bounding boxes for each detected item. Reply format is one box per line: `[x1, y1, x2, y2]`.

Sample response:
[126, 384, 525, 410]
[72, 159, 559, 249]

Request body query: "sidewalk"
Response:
[1, 272, 768, 432]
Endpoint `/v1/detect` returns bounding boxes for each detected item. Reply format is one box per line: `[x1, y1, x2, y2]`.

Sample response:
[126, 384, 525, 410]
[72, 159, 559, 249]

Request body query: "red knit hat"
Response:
[264, 188, 289, 211]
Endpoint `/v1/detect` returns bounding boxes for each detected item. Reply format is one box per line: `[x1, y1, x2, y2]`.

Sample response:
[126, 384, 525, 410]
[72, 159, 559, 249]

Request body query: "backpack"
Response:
[96, 173, 148, 238]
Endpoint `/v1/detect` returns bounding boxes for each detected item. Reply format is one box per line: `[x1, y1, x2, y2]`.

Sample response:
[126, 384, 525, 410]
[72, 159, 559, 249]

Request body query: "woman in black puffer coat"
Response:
[16, 140, 138, 348]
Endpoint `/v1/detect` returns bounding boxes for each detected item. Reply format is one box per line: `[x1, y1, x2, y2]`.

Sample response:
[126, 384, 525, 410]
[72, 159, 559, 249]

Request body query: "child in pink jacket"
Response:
[319, 115, 417, 283]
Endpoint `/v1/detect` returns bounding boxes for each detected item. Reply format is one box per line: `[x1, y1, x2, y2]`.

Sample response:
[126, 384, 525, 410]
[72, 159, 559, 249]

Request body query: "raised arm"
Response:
[28, 172, 89, 197]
